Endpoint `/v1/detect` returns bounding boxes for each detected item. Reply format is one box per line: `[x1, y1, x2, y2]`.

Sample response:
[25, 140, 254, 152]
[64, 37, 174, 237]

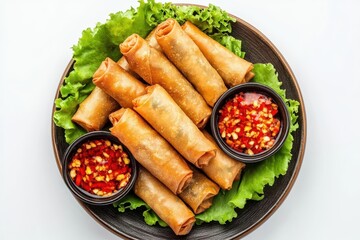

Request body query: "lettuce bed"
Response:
[54, 0, 242, 144]
[53, 0, 300, 227]
[113, 63, 300, 225]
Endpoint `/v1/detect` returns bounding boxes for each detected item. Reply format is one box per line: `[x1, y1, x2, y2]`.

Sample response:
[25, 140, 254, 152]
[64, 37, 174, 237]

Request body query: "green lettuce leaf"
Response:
[196, 181, 240, 224]
[113, 63, 300, 226]
[172, 4, 235, 34]
[53, 0, 300, 227]
[113, 194, 147, 212]
[113, 194, 167, 227]
[196, 63, 300, 224]
[54, 0, 237, 143]
[211, 33, 245, 58]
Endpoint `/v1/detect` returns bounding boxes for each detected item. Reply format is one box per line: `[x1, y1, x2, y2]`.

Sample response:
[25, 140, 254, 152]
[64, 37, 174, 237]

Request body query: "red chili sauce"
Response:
[68, 139, 132, 196]
[218, 92, 281, 155]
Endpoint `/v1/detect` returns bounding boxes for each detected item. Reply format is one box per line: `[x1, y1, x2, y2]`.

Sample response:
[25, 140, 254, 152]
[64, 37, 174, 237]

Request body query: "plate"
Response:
[51, 7, 306, 240]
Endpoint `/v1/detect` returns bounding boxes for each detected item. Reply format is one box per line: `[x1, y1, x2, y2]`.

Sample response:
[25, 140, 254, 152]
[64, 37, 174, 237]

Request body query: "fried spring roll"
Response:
[117, 57, 140, 78]
[179, 166, 220, 214]
[133, 84, 216, 168]
[93, 57, 146, 108]
[155, 18, 227, 107]
[135, 167, 195, 235]
[109, 108, 193, 194]
[116, 28, 161, 78]
[144, 27, 162, 52]
[71, 87, 119, 131]
[202, 131, 246, 190]
[182, 21, 254, 87]
[120, 34, 211, 128]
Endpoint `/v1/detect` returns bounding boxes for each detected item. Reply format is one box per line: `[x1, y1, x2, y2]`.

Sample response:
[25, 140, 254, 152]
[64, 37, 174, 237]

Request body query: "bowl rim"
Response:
[224, 13, 306, 240]
[210, 82, 291, 163]
[51, 3, 307, 239]
[61, 130, 138, 205]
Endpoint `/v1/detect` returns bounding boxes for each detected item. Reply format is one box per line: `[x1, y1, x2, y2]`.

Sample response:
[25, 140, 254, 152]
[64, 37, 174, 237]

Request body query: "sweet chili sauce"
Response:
[218, 92, 281, 155]
[68, 139, 132, 196]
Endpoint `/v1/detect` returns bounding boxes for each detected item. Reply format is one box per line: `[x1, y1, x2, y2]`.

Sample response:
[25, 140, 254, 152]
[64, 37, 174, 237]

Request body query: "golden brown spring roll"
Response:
[133, 84, 216, 168]
[202, 131, 246, 190]
[179, 166, 220, 214]
[182, 21, 254, 87]
[116, 28, 162, 77]
[93, 57, 146, 108]
[109, 108, 193, 194]
[144, 27, 162, 52]
[245, 71, 255, 82]
[155, 18, 227, 107]
[71, 87, 119, 131]
[120, 34, 211, 128]
[117, 57, 139, 78]
[135, 167, 195, 235]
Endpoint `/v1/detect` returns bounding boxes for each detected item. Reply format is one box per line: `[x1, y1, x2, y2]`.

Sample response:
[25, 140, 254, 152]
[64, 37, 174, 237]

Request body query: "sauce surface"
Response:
[218, 92, 281, 155]
[68, 139, 132, 196]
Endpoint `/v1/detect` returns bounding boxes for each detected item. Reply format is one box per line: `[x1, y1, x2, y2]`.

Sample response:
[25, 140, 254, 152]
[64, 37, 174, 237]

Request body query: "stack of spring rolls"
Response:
[71, 19, 252, 235]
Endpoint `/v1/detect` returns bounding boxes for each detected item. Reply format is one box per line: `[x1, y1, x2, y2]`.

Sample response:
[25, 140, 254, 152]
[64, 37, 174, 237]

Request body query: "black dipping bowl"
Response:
[210, 82, 290, 163]
[62, 131, 138, 205]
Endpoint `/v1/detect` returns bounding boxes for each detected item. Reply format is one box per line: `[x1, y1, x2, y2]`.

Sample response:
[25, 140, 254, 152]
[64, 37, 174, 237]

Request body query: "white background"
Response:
[1, 0, 359, 239]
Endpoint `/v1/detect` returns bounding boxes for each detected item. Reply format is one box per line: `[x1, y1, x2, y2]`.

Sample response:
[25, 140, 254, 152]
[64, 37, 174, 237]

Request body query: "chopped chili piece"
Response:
[68, 139, 132, 196]
[218, 92, 281, 155]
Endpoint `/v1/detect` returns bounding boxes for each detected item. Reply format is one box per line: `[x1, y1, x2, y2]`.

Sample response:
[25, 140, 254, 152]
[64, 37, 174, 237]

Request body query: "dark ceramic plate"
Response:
[51, 7, 306, 240]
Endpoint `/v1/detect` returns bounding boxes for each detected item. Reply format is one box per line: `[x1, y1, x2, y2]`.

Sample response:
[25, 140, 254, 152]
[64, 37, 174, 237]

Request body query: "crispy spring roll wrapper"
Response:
[93, 57, 146, 108]
[135, 167, 195, 235]
[116, 28, 162, 78]
[133, 84, 216, 168]
[120, 34, 211, 128]
[155, 18, 227, 107]
[71, 87, 119, 131]
[182, 21, 254, 87]
[202, 131, 246, 190]
[109, 108, 193, 194]
[179, 166, 220, 214]
[245, 71, 255, 82]
[144, 27, 162, 52]
[72, 53, 141, 132]
[117, 57, 140, 78]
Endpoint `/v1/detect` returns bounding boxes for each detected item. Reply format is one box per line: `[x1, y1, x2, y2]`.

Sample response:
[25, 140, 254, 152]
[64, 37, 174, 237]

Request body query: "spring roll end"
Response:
[120, 33, 140, 55]
[177, 172, 193, 195]
[92, 57, 111, 84]
[71, 117, 97, 132]
[196, 114, 211, 129]
[132, 84, 157, 108]
[132, 94, 149, 109]
[245, 70, 255, 82]
[196, 149, 216, 168]
[109, 108, 127, 125]
[155, 18, 176, 38]
[177, 218, 195, 235]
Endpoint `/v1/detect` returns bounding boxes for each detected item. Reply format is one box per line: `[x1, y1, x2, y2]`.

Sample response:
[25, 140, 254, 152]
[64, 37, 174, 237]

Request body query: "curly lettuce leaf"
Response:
[173, 4, 235, 34]
[196, 63, 300, 224]
[114, 63, 300, 226]
[54, 0, 237, 143]
[53, 0, 300, 227]
[113, 194, 167, 227]
[113, 194, 147, 212]
[195, 181, 240, 225]
[211, 33, 245, 58]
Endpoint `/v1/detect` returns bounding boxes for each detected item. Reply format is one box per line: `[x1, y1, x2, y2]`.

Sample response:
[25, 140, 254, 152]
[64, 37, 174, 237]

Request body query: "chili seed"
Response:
[68, 139, 132, 196]
[218, 92, 281, 155]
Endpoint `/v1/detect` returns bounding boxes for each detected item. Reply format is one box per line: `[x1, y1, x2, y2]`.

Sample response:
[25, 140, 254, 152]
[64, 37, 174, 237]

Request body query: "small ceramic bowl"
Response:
[62, 131, 138, 205]
[210, 82, 290, 163]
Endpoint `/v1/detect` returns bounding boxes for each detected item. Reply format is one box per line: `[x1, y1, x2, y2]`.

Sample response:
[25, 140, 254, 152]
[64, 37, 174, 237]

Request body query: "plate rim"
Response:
[51, 5, 307, 239]
[229, 10, 307, 240]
